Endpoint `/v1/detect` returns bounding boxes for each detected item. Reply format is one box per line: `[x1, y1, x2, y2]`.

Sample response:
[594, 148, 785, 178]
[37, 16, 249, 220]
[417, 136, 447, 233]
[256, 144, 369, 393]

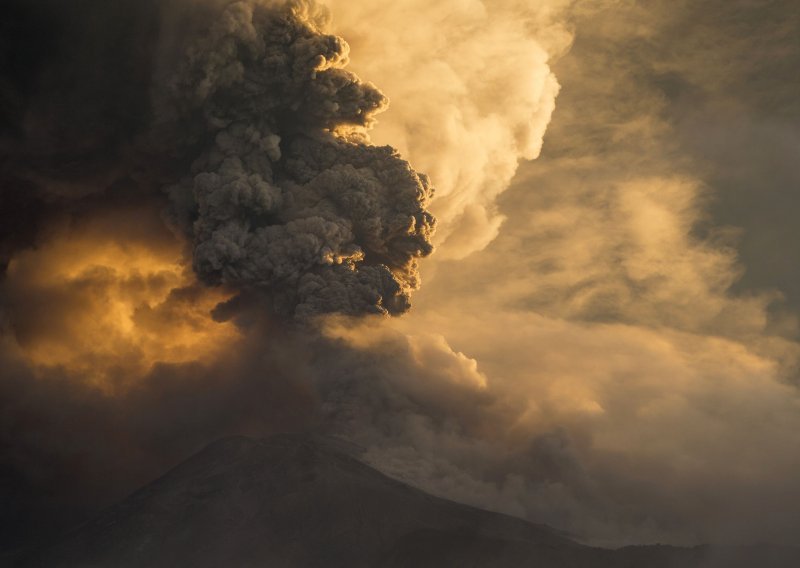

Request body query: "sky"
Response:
[1, 0, 799, 553]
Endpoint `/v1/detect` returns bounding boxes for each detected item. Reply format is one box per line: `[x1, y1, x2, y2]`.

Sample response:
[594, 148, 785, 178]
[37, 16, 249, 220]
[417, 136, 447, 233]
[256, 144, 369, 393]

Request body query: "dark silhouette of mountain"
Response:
[14, 434, 800, 567]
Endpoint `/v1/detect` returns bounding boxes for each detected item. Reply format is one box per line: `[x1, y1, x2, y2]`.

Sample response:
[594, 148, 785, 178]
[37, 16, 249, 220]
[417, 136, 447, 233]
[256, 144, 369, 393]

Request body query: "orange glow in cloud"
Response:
[2, 208, 239, 391]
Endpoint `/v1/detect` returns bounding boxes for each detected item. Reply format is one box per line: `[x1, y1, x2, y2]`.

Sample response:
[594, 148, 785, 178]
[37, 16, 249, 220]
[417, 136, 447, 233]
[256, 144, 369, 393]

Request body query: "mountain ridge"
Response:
[15, 434, 800, 567]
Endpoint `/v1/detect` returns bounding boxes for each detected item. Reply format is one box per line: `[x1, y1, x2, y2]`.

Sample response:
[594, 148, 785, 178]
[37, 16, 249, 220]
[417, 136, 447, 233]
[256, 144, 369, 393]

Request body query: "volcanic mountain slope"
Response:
[16, 434, 800, 567]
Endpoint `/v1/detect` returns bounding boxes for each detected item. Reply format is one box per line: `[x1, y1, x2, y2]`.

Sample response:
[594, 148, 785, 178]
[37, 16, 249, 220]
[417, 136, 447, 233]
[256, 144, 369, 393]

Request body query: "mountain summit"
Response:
[17, 434, 800, 567]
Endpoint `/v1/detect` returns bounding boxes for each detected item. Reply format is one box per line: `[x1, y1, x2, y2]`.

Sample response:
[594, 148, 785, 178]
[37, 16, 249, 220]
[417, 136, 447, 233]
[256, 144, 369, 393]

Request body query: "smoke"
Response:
[160, 0, 436, 317]
[0, 319, 319, 550]
[316, 312, 800, 547]
[1, 205, 241, 389]
[0, 0, 438, 549]
[324, 0, 570, 258]
[1, 0, 435, 320]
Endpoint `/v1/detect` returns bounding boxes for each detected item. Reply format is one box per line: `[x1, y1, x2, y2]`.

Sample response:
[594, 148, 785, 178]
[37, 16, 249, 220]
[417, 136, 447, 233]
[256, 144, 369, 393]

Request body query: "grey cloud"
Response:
[0, 0, 435, 549]
[178, 129, 435, 317]
[160, 0, 435, 318]
[1, 0, 435, 318]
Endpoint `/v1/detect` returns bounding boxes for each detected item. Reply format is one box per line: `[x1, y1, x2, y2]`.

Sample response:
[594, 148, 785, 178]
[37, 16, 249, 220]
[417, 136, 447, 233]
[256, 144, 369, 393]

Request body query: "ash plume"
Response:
[0, 0, 436, 549]
[1, 0, 435, 319]
[158, 0, 435, 318]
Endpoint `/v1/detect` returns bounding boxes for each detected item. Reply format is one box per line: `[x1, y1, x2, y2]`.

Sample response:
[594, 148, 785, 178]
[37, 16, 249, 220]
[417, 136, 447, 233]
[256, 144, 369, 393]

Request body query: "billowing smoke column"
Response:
[0, 0, 435, 548]
[0, 0, 435, 320]
[159, 0, 435, 318]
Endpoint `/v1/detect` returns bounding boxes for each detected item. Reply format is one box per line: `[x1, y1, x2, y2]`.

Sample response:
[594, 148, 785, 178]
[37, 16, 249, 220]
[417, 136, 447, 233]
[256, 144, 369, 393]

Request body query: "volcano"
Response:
[15, 434, 800, 567]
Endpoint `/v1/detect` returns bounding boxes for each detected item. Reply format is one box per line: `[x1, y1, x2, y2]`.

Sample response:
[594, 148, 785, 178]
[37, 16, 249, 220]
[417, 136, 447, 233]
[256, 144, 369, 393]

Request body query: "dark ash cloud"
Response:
[1, 0, 435, 319]
[0, 0, 435, 552]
